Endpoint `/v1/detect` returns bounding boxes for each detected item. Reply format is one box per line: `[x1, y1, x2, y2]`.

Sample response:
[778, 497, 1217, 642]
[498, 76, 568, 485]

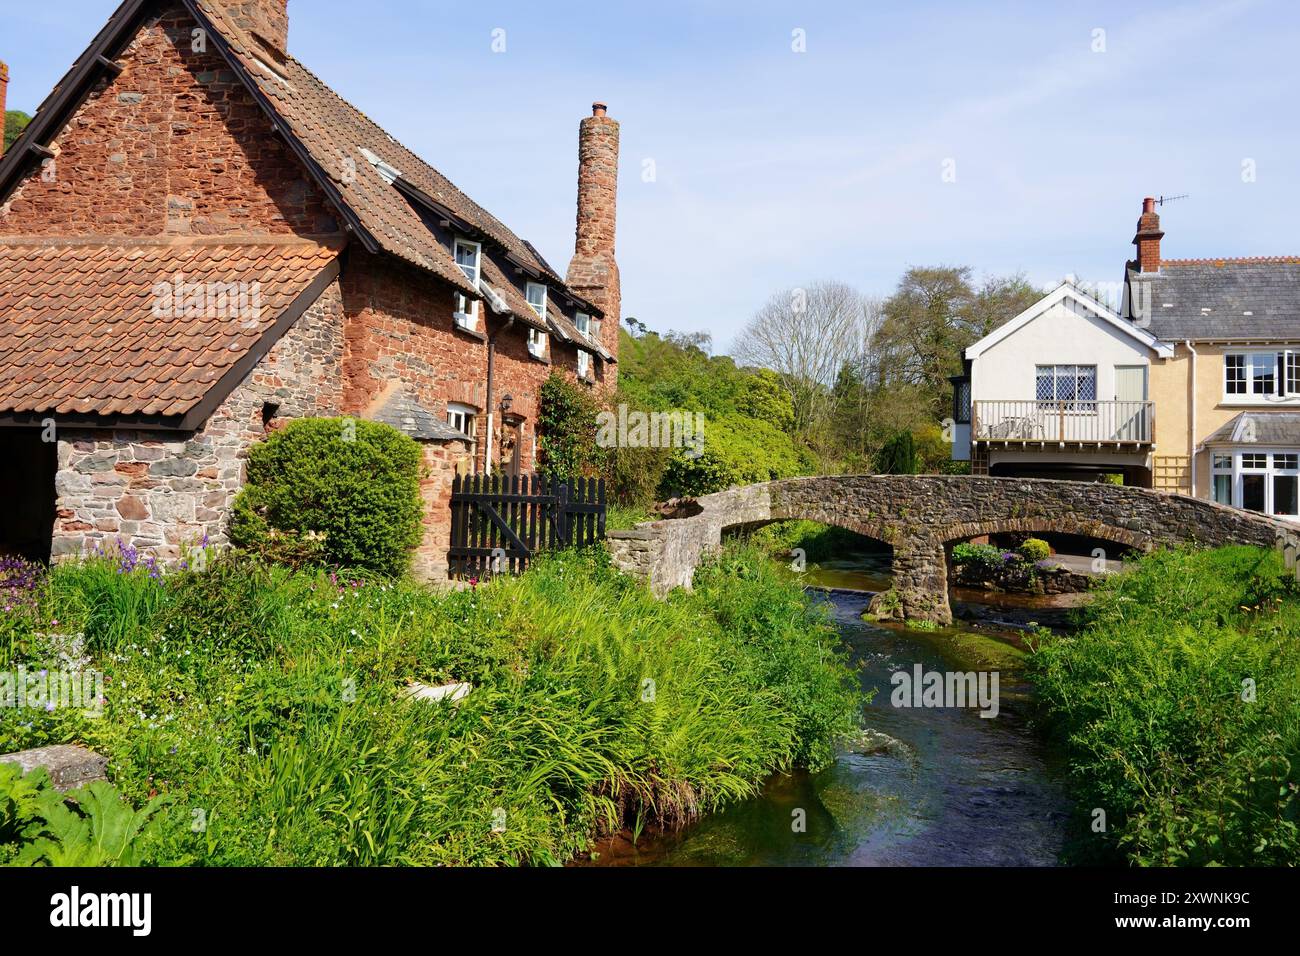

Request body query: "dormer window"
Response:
[525, 282, 548, 319]
[577, 349, 591, 380]
[452, 239, 481, 331]
[528, 326, 548, 360]
[575, 312, 591, 336]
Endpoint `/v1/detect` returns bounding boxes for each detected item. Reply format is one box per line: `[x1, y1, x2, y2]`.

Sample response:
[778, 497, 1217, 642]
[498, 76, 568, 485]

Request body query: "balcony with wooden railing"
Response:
[972, 400, 1154, 447]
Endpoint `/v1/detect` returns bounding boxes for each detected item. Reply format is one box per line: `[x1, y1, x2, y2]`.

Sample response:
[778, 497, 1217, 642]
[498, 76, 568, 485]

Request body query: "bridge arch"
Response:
[606, 475, 1287, 624]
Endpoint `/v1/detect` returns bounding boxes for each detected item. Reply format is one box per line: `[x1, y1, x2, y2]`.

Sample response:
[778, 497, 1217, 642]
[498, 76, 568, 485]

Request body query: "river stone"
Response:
[0, 744, 109, 791]
[402, 681, 473, 704]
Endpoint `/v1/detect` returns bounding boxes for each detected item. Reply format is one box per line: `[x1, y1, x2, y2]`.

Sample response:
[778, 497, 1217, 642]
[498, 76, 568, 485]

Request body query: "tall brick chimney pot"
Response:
[1133, 196, 1164, 273]
[0, 62, 9, 158]
[566, 101, 621, 378]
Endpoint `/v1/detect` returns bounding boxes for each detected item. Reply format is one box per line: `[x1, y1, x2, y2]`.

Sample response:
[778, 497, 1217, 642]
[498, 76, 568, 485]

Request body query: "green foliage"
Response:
[1029, 546, 1300, 865]
[1018, 538, 1052, 562]
[613, 327, 806, 504]
[4, 111, 30, 153]
[1, 546, 859, 866]
[749, 520, 884, 564]
[538, 372, 608, 481]
[229, 418, 423, 577]
[1, 765, 169, 867]
[876, 431, 917, 474]
[951, 542, 1004, 573]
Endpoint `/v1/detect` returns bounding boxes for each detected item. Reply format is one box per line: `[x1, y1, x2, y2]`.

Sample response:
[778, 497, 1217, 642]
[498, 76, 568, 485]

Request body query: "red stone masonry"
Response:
[0, 5, 335, 238]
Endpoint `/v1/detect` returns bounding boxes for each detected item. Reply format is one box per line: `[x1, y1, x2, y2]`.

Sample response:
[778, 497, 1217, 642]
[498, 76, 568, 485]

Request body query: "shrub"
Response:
[876, 431, 917, 474]
[230, 418, 423, 577]
[538, 373, 608, 481]
[1018, 538, 1052, 562]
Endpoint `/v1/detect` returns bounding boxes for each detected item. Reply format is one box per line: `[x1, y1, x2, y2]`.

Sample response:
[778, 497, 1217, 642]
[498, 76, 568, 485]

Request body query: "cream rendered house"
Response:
[953, 280, 1172, 486]
[953, 198, 1300, 522]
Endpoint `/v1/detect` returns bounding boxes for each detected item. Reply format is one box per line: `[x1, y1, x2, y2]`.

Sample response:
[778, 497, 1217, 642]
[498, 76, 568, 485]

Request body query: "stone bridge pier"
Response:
[606, 475, 1287, 625]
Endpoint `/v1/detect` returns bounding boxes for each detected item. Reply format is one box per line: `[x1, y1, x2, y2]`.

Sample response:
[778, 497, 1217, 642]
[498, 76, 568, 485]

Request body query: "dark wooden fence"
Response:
[449, 473, 607, 579]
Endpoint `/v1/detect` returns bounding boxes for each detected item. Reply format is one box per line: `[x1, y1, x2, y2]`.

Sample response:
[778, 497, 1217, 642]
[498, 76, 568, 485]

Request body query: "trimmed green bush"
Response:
[1018, 538, 1051, 562]
[230, 417, 423, 577]
[538, 372, 608, 481]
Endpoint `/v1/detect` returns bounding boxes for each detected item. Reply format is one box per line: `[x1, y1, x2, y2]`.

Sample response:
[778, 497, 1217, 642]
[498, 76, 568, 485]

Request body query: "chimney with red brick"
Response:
[220, 1, 289, 58]
[0, 61, 9, 158]
[1133, 196, 1164, 273]
[566, 102, 621, 373]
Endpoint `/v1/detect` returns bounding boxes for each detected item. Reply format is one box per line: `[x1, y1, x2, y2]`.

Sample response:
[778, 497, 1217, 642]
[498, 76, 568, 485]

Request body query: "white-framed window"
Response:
[447, 403, 478, 468]
[1225, 351, 1300, 400]
[1210, 449, 1300, 518]
[525, 281, 547, 319]
[575, 312, 591, 336]
[577, 349, 591, 380]
[452, 239, 481, 330]
[1036, 364, 1097, 411]
[527, 326, 548, 360]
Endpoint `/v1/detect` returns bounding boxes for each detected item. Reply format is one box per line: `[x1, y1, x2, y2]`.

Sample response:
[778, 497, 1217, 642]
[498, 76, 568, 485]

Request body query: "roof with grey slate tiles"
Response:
[1127, 259, 1300, 341]
[370, 389, 470, 442]
[1203, 412, 1300, 446]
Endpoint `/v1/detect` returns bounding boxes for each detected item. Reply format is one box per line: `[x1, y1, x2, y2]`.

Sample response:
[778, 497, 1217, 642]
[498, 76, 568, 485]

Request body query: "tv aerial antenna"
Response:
[1156, 193, 1189, 206]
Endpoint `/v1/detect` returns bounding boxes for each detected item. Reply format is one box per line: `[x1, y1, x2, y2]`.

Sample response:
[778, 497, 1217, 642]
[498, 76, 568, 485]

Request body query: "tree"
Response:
[733, 280, 882, 452]
[876, 431, 917, 475]
[4, 111, 31, 152]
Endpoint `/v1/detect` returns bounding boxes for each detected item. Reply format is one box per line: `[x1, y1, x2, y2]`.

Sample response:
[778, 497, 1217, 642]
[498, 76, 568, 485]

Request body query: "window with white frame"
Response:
[527, 326, 548, 360]
[446, 403, 478, 468]
[1224, 351, 1300, 400]
[525, 281, 547, 319]
[1210, 449, 1299, 518]
[452, 239, 481, 330]
[1036, 365, 1097, 411]
[577, 349, 591, 379]
[575, 312, 591, 335]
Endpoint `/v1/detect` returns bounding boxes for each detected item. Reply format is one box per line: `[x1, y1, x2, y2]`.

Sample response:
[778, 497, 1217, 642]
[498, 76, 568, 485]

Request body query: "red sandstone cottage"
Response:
[0, 0, 622, 579]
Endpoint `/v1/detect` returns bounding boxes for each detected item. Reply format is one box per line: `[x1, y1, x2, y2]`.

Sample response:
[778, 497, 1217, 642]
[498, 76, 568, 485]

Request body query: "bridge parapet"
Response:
[606, 476, 1290, 624]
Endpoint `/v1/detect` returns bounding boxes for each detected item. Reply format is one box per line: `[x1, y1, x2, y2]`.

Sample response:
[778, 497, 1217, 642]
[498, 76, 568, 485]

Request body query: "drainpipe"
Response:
[484, 315, 516, 478]
[1185, 340, 1198, 496]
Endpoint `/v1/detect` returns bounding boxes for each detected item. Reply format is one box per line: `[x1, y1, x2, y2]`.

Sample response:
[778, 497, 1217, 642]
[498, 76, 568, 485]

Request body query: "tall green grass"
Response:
[0, 544, 859, 866]
[1029, 546, 1300, 866]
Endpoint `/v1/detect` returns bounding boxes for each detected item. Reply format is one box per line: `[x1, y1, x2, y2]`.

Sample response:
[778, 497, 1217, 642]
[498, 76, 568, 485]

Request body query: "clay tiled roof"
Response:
[188, 0, 577, 304]
[0, 238, 340, 422]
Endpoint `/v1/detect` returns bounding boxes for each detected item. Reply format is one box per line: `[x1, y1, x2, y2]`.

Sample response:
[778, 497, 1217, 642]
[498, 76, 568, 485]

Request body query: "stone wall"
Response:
[0, 4, 335, 238]
[52, 281, 345, 561]
[609, 475, 1290, 624]
[414, 438, 471, 581]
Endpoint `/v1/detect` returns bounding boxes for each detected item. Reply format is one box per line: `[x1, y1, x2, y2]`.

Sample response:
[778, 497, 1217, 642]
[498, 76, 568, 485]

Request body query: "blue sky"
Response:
[4, 0, 1298, 350]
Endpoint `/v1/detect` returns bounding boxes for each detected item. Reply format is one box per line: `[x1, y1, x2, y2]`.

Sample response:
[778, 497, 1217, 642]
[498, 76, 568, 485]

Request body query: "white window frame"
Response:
[1210, 448, 1300, 518]
[525, 281, 548, 319]
[527, 326, 548, 360]
[1223, 350, 1300, 402]
[452, 239, 482, 331]
[575, 312, 591, 336]
[447, 403, 479, 469]
[577, 349, 591, 380]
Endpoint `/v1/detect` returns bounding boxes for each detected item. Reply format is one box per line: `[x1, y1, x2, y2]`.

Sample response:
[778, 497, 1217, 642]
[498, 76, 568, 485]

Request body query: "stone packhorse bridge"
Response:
[606, 476, 1290, 625]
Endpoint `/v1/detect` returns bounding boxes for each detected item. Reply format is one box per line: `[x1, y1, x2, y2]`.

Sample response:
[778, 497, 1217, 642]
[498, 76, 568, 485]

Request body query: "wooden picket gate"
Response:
[449, 473, 607, 579]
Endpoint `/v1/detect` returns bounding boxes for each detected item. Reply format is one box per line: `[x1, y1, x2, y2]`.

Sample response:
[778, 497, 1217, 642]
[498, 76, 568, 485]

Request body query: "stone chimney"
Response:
[220, 1, 289, 58]
[1132, 196, 1164, 273]
[0, 62, 9, 158]
[566, 102, 621, 375]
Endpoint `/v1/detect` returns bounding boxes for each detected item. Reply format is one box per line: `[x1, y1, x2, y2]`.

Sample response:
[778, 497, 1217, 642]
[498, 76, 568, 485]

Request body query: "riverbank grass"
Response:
[1029, 545, 1300, 866]
[0, 543, 859, 866]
